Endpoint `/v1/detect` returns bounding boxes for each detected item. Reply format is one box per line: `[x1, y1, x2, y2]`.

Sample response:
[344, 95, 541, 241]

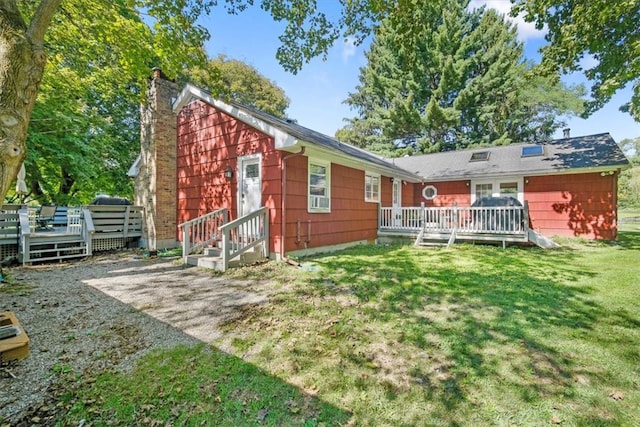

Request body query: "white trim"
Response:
[422, 185, 438, 200]
[174, 84, 297, 149]
[470, 176, 524, 203]
[308, 158, 331, 213]
[237, 153, 262, 216]
[288, 144, 421, 183]
[173, 84, 422, 183]
[127, 154, 141, 178]
[364, 172, 381, 203]
[418, 165, 626, 183]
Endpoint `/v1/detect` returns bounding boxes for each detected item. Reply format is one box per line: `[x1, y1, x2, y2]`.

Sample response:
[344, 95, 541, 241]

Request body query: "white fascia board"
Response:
[127, 154, 141, 178]
[173, 84, 419, 181]
[420, 165, 627, 183]
[172, 84, 297, 149]
[289, 144, 421, 183]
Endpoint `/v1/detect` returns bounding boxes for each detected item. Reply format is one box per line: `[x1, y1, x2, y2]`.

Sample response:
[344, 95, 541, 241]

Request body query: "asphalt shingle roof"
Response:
[388, 133, 630, 181]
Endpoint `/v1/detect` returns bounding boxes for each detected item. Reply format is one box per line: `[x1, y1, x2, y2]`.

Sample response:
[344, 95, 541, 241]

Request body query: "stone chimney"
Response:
[563, 128, 571, 138]
[134, 68, 179, 251]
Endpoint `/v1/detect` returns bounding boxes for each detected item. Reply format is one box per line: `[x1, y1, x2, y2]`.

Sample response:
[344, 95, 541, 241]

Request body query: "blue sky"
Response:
[199, 1, 640, 144]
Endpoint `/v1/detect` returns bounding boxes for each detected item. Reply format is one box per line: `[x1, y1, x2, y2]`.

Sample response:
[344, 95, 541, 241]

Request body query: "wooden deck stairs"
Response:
[185, 244, 265, 270]
[414, 227, 457, 248]
[180, 207, 269, 272]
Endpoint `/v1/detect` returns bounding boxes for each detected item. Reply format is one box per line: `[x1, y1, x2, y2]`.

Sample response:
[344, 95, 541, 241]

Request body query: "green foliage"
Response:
[511, 0, 640, 121]
[7, 2, 292, 205]
[186, 54, 290, 118]
[339, 0, 585, 155]
[215, 238, 640, 425]
[61, 344, 350, 426]
[7, 0, 213, 205]
[618, 136, 640, 208]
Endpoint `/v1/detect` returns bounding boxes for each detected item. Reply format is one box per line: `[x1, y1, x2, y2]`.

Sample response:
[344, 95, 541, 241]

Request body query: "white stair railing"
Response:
[219, 207, 269, 272]
[179, 208, 228, 262]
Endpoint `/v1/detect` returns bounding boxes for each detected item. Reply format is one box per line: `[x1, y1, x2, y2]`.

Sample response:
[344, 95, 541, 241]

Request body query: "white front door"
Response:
[392, 178, 402, 227]
[238, 154, 262, 217]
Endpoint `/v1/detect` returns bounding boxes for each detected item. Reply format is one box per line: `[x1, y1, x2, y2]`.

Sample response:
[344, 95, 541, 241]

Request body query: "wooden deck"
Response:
[0, 204, 143, 264]
[378, 204, 555, 248]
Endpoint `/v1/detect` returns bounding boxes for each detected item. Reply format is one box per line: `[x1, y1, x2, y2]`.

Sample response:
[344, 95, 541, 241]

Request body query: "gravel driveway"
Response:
[0, 252, 274, 424]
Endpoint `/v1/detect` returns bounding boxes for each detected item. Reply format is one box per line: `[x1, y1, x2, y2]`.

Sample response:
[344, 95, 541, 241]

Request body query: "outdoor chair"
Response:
[36, 205, 57, 229]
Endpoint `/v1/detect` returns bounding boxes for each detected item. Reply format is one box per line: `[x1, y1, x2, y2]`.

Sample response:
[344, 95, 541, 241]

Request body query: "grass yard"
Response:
[60, 227, 639, 426]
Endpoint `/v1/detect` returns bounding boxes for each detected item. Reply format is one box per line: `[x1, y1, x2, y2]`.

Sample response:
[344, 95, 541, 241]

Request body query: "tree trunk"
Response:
[0, 1, 60, 204]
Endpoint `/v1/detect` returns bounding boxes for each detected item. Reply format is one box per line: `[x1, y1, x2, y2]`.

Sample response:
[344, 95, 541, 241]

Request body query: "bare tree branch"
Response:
[26, 0, 62, 45]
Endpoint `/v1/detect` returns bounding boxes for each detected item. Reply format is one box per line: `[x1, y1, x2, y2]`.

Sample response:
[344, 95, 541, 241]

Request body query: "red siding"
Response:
[413, 181, 471, 207]
[176, 100, 391, 255]
[282, 158, 380, 252]
[176, 101, 283, 253]
[525, 172, 618, 239]
[405, 174, 618, 240]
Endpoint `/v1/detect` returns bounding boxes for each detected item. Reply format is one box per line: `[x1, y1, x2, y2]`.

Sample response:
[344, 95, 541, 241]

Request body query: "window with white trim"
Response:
[475, 183, 493, 200]
[364, 172, 380, 202]
[471, 177, 524, 203]
[422, 185, 438, 200]
[308, 160, 331, 212]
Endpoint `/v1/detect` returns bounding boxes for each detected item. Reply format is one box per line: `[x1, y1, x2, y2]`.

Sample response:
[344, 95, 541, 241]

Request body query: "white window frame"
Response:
[471, 177, 524, 203]
[308, 159, 331, 213]
[364, 172, 381, 203]
[422, 185, 438, 200]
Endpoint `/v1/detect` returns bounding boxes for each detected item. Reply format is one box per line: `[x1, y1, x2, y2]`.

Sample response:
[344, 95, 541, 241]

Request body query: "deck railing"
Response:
[380, 205, 527, 235]
[179, 208, 228, 261]
[219, 207, 269, 272]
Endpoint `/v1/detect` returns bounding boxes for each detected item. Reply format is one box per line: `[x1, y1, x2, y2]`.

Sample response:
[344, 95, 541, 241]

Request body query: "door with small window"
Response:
[238, 155, 261, 217]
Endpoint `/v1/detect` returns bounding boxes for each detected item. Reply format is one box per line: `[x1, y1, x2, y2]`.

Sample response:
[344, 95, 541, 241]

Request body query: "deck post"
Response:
[221, 228, 230, 272]
[182, 223, 191, 263]
[523, 200, 530, 234]
[263, 210, 270, 258]
[123, 206, 131, 239]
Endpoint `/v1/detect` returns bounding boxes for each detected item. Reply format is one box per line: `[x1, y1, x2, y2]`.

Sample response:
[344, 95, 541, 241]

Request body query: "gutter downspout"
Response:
[281, 147, 306, 265]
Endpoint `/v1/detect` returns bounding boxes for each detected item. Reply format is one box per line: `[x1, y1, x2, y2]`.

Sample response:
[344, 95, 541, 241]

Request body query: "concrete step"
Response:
[185, 246, 266, 271]
[186, 254, 225, 271]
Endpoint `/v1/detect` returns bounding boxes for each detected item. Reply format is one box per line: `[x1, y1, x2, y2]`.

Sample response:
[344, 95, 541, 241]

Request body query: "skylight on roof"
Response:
[521, 145, 544, 157]
[470, 151, 490, 162]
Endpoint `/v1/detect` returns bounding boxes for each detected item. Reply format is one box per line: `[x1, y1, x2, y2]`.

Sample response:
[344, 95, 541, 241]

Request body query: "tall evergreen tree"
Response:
[339, 0, 584, 155]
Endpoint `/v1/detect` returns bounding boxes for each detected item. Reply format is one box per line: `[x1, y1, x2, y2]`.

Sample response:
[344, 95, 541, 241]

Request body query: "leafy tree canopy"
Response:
[186, 54, 290, 118]
[338, 0, 584, 155]
[6, 3, 289, 205]
[617, 136, 640, 208]
[510, 0, 640, 121]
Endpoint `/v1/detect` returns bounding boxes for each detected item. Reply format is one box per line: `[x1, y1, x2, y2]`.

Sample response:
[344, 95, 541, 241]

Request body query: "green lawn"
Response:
[60, 228, 639, 426]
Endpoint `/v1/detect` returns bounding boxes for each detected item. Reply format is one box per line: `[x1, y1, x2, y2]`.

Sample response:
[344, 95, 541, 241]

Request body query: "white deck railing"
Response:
[219, 207, 269, 271]
[380, 205, 527, 235]
[179, 208, 228, 261]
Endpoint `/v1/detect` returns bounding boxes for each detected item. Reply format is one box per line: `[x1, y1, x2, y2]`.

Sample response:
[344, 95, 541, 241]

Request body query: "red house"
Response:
[131, 72, 630, 269]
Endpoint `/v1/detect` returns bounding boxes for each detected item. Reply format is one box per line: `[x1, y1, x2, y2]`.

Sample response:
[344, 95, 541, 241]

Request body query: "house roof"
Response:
[388, 133, 631, 181]
[173, 84, 423, 182]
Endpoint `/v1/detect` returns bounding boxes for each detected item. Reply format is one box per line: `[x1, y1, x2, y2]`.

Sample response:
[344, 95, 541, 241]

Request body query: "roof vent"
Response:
[563, 128, 571, 138]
